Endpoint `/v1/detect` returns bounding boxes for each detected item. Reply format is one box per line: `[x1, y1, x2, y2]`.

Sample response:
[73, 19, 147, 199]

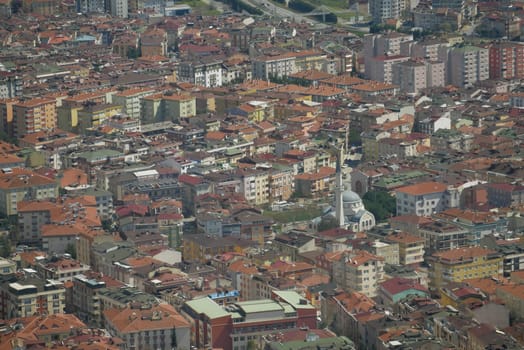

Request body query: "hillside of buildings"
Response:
[0, 0, 523, 350]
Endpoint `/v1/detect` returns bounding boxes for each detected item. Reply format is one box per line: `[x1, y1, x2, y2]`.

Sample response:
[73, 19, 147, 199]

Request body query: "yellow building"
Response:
[163, 93, 196, 121]
[385, 231, 425, 266]
[0, 99, 16, 137]
[140, 93, 164, 124]
[294, 50, 328, 72]
[57, 104, 83, 132]
[112, 87, 155, 120]
[77, 103, 122, 133]
[12, 98, 57, 138]
[428, 247, 503, 290]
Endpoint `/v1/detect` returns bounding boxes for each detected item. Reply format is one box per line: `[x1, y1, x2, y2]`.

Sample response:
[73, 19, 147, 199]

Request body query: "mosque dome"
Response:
[342, 190, 361, 203]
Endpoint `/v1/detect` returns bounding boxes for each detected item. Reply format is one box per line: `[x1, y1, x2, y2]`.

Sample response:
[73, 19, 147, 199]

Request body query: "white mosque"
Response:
[313, 146, 376, 232]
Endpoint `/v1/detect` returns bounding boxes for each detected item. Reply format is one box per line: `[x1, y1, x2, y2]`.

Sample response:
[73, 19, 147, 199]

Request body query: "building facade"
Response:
[428, 247, 503, 290]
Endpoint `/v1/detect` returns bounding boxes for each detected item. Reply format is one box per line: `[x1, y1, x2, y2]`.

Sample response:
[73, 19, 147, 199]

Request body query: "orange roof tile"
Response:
[104, 304, 189, 333]
[395, 181, 448, 196]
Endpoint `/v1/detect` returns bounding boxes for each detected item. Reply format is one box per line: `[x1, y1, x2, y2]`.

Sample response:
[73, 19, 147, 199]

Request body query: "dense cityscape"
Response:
[0, 0, 523, 348]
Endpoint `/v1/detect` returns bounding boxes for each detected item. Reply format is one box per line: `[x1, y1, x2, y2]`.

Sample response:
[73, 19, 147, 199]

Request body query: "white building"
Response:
[109, 0, 127, 17]
[333, 250, 385, 297]
[104, 303, 190, 350]
[252, 54, 297, 79]
[177, 60, 223, 87]
[369, 0, 406, 23]
[395, 181, 451, 216]
[112, 88, 155, 119]
[366, 55, 410, 84]
[439, 45, 489, 88]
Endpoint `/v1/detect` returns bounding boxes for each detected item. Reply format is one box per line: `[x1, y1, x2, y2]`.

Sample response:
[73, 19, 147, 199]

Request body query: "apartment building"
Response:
[366, 55, 410, 84]
[294, 167, 336, 198]
[440, 45, 489, 88]
[75, 0, 105, 13]
[385, 231, 425, 266]
[333, 250, 385, 297]
[395, 181, 452, 216]
[0, 277, 65, 319]
[163, 93, 196, 121]
[417, 220, 469, 253]
[12, 98, 56, 138]
[237, 168, 270, 205]
[73, 272, 124, 326]
[0, 258, 16, 275]
[364, 33, 413, 65]
[112, 88, 155, 119]
[0, 72, 22, 99]
[392, 60, 445, 94]
[489, 42, 524, 80]
[428, 247, 503, 290]
[17, 200, 55, 245]
[400, 39, 449, 61]
[252, 53, 297, 79]
[369, 0, 406, 23]
[181, 291, 316, 350]
[435, 208, 508, 246]
[35, 257, 90, 282]
[486, 183, 524, 208]
[177, 59, 223, 87]
[104, 303, 190, 350]
[109, 0, 127, 17]
[322, 290, 377, 343]
[413, 8, 462, 32]
[0, 168, 58, 217]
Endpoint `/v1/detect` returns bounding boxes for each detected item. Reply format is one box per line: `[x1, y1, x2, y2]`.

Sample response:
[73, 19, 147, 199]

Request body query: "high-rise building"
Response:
[11, 97, 57, 138]
[364, 33, 413, 58]
[428, 247, 503, 289]
[439, 45, 489, 87]
[75, 0, 105, 13]
[109, 0, 127, 18]
[0, 277, 65, 319]
[0, 72, 22, 99]
[392, 60, 445, 94]
[489, 41, 524, 80]
[366, 55, 410, 84]
[369, 0, 406, 23]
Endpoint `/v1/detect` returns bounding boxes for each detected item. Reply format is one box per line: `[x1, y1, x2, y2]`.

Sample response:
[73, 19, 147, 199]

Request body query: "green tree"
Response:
[65, 243, 77, 259]
[349, 128, 361, 146]
[247, 340, 256, 350]
[362, 190, 396, 222]
[0, 236, 10, 258]
[317, 215, 339, 232]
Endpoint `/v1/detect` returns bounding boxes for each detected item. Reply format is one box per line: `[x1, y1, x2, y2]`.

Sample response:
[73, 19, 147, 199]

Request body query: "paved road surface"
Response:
[244, 0, 329, 28]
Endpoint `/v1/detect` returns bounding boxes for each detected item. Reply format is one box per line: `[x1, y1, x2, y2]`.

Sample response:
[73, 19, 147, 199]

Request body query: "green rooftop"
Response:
[374, 170, 427, 190]
[185, 297, 229, 319]
[273, 290, 315, 309]
[237, 299, 284, 314]
[74, 149, 123, 163]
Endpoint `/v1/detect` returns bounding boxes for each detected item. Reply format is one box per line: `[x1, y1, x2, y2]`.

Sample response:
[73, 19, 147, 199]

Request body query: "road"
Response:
[244, 0, 329, 28]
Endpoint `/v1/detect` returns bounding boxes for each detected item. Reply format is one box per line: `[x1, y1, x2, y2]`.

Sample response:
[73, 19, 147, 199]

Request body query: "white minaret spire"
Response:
[335, 140, 345, 228]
